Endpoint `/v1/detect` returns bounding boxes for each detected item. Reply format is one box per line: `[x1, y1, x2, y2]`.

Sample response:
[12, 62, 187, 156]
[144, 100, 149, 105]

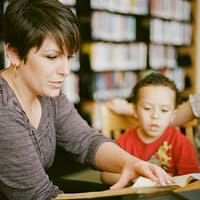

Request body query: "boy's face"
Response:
[133, 85, 176, 143]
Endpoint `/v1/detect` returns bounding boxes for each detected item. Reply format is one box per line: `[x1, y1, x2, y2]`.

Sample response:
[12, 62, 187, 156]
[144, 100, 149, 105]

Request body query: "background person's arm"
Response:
[172, 101, 195, 126]
[106, 98, 133, 116]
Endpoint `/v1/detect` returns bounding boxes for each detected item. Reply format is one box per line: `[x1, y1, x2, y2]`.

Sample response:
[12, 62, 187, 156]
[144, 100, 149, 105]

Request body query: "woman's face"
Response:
[18, 36, 71, 97]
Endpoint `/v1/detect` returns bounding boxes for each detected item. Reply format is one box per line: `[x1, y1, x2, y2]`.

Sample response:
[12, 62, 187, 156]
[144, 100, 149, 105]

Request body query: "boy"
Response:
[101, 73, 199, 185]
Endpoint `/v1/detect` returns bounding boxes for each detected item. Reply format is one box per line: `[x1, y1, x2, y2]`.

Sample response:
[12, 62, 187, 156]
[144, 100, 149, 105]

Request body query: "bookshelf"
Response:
[76, 0, 195, 125]
[0, 0, 6, 70]
[0, 0, 196, 108]
[58, 0, 81, 103]
[77, 0, 194, 101]
[195, 0, 200, 94]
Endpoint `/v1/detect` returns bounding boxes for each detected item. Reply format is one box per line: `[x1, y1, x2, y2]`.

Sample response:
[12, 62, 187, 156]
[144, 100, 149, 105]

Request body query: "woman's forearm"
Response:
[95, 142, 133, 173]
[100, 171, 121, 185]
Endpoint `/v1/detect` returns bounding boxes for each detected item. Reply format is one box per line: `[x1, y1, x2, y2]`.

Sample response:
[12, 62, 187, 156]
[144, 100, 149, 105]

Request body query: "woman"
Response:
[0, 0, 172, 199]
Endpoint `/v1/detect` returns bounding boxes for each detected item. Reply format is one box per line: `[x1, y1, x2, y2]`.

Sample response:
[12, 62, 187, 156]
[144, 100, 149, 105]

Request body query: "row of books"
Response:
[150, 0, 191, 21]
[59, 0, 76, 6]
[93, 71, 138, 100]
[149, 44, 177, 69]
[150, 19, 192, 45]
[91, 11, 136, 41]
[139, 68, 185, 92]
[69, 52, 80, 71]
[57, 0, 79, 104]
[91, 12, 192, 45]
[90, 42, 147, 71]
[159, 67, 185, 92]
[89, 42, 180, 71]
[92, 68, 185, 101]
[90, 0, 191, 21]
[90, 0, 148, 15]
[62, 72, 80, 103]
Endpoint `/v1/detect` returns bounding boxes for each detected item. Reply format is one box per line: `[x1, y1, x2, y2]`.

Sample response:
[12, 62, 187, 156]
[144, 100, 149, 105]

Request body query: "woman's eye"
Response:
[46, 55, 58, 60]
[68, 55, 74, 59]
[143, 107, 151, 110]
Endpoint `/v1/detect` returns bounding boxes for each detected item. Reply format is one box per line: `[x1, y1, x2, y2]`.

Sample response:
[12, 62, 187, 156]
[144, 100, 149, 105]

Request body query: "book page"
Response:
[132, 176, 158, 187]
[173, 175, 192, 187]
[189, 173, 200, 180]
[132, 173, 200, 188]
[174, 173, 200, 187]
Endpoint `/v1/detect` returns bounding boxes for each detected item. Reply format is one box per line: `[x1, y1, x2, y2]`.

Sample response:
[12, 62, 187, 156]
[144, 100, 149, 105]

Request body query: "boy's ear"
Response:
[133, 104, 138, 119]
[6, 44, 20, 66]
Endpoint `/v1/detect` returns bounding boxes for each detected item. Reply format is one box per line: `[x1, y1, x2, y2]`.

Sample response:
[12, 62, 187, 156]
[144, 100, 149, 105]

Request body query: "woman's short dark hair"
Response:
[3, 0, 80, 61]
[131, 73, 181, 107]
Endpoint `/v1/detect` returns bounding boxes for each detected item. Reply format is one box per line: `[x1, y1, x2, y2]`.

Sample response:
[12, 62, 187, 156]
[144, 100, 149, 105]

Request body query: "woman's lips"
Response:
[49, 81, 63, 88]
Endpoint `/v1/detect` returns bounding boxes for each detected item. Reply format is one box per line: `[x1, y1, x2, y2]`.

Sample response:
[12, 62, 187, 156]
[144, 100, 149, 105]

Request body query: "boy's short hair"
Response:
[3, 0, 80, 61]
[131, 73, 181, 107]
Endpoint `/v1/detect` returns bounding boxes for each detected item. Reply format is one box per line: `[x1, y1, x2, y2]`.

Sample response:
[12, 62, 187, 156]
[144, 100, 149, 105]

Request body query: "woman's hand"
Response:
[110, 159, 173, 189]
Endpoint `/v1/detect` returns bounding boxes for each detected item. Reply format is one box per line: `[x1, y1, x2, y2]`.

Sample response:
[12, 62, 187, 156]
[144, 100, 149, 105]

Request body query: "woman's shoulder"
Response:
[0, 75, 14, 107]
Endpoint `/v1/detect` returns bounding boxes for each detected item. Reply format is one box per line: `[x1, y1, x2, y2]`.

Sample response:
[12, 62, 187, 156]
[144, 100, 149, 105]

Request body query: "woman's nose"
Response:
[58, 57, 71, 76]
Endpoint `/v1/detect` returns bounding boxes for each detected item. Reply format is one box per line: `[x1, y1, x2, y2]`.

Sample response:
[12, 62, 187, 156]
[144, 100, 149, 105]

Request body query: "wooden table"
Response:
[53, 180, 200, 200]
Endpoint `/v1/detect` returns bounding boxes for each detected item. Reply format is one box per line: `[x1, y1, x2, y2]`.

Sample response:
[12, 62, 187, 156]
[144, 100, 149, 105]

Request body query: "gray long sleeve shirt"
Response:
[0, 76, 112, 200]
[189, 94, 200, 161]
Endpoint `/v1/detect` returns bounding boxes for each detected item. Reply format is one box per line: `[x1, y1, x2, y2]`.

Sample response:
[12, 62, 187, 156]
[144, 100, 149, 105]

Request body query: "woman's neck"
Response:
[2, 67, 42, 129]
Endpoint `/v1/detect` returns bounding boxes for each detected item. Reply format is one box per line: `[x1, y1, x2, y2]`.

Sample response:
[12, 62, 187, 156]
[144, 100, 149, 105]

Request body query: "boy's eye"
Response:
[143, 107, 151, 110]
[161, 108, 169, 112]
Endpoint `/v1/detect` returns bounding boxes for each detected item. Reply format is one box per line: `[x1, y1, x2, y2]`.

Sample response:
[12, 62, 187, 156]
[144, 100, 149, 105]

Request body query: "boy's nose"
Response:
[151, 109, 159, 119]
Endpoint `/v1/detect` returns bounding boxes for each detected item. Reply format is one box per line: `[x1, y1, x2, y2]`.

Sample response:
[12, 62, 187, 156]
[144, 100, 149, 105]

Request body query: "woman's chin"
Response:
[46, 90, 61, 97]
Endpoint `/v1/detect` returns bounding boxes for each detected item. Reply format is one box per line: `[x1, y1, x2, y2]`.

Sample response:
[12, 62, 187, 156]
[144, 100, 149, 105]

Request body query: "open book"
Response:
[53, 173, 200, 200]
[132, 173, 200, 190]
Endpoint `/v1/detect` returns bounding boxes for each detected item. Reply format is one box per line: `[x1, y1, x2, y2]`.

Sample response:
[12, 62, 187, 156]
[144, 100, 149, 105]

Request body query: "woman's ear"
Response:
[6, 44, 20, 66]
[133, 104, 139, 119]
